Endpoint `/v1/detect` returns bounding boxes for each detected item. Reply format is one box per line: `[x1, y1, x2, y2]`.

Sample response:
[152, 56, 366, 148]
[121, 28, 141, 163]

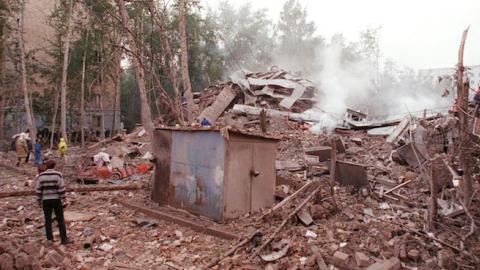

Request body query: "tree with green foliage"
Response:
[277, 0, 321, 74]
[211, 1, 274, 72]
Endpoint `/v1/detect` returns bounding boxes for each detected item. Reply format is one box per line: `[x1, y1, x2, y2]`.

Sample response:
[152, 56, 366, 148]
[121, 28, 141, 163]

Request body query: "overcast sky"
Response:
[202, 0, 480, 70]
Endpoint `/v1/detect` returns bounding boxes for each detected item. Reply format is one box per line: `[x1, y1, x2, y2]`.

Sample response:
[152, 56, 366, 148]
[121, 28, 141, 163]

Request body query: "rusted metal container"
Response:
[151, 127, 279, 222]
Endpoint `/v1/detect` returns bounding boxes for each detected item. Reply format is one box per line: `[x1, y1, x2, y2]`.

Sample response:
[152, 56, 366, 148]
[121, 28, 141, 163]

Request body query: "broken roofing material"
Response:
[196, 68, 316, 124]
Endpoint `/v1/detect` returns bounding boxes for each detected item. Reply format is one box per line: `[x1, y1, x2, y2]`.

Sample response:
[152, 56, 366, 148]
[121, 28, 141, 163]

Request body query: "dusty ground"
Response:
[1, 129, 480, 270]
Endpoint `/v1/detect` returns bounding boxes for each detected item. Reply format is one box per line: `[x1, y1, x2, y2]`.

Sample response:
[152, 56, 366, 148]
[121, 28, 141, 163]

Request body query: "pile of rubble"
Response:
[1, 68, 480, 269]
[196, 67, 317, 125]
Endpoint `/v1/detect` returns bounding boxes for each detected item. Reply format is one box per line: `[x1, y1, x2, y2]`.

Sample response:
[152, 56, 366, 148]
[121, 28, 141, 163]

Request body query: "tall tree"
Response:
[115, 0, 153, 138]
[19, 0, 36, 143]
[80, 30, 88, 147]
[0, 1, 8, 143]
[59, 0, 74, 142]
[213, 1, 274, 72]
[277, 0, 320, 74]
[178, 0, 194, 122]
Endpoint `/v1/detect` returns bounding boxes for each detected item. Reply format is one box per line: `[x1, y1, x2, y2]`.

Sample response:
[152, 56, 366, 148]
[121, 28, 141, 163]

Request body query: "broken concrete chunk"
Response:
[304, 146, 332, 162]
[333, 251, 350, 265]
[355, 251, 370, 267]
[45, 250, 64, 267]
[296, 208, 313, 226]
[407, 249, 420, 261]
[366, 257, 401, 270]
[260, 244, 290, 262]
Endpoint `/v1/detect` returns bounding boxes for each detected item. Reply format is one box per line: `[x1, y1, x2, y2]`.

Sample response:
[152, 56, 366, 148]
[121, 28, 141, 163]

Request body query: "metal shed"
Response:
[151, 127, 279, 222]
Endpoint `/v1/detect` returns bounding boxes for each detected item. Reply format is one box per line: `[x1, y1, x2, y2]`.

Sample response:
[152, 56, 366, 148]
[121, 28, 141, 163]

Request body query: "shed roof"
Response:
[155, 126, 281, 141]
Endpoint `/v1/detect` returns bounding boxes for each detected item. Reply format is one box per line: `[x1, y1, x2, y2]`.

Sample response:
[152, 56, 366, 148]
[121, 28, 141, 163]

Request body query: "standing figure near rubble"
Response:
[15, 133, 28, 166]
[35, 159, 69, 245]
[58, 137, 67, 159]
[34, 142, 42, 166]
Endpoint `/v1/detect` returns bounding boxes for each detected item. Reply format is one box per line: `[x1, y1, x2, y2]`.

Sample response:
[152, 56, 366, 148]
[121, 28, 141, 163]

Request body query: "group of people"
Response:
[12, 131, 68, 167]
[11, 130, 70, 245]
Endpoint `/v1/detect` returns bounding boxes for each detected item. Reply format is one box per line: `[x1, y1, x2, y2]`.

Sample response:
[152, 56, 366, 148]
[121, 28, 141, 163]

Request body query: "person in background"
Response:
[15, 133, 28, 166]
[34, 142, 42, 166]
[25, 134, 33, 163]
[35, 159, 69, 245]
[58, 138, 67, 159]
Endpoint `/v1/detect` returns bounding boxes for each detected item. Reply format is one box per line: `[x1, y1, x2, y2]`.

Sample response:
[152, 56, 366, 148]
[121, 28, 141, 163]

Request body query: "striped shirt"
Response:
[35, 169, 66, 202]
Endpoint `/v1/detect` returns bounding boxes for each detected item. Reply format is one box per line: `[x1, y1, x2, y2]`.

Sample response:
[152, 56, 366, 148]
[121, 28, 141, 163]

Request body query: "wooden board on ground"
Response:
[198, 85, 237, 124]
[64, 211, 96, 222]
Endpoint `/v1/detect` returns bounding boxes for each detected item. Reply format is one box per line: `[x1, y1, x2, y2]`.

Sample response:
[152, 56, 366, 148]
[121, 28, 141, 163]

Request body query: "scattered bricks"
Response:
[22, 242, 42, 257]
[366, 257, 401, 270]
[45, 249, 64, 267]
[15, 252, 32, 269]
[0, 253, 14, 270]
[333, 251, 349, 265]
[390, 150, 407, 165]
[407, 249, 420, 261]
[437, 249, 453, 268]
[351, 138, 363, 146]
[355, 251, 370, 267]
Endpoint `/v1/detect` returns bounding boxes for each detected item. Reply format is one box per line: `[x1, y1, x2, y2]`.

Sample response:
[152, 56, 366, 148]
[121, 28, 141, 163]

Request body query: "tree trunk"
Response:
[456, 27, 472, 207]
[0, 23, 7, 143]
[99, 39, 106, 142]
[112, 50, 121, 136]
[19, 0, 36, 143]
[50, 86, 59, 149]
[59, 0, 73, 143]
[115, 0, 154, 139]
[80, 30, 88, 147]
[178, 0, 194, 122]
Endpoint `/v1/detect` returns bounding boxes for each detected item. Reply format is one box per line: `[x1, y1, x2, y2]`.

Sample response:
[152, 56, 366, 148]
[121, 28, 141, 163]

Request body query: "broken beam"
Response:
[114, 199, 238, 240]
[256, 180, 315, 221]
[383, 180, 412, 196]
[0, 184, 142, 199]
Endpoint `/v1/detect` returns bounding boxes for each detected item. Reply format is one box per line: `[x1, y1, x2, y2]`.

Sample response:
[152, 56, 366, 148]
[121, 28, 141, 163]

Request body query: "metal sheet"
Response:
[224, 141, 252, 219]
[397, 143, 427, 168]
[151, 130, 172, 204]
[334, 161, 368, 188]
[251, 141, 276, 211]
[170, 131, 225, 221]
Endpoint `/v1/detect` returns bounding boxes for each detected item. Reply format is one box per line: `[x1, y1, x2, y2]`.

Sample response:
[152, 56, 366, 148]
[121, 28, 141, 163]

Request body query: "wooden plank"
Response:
[0, 184, 143, 199]
[255, 181, 315, 221]
[114, 199, 238, 240]
[386, 117, 410, 144]
[198, 85, 237, 124]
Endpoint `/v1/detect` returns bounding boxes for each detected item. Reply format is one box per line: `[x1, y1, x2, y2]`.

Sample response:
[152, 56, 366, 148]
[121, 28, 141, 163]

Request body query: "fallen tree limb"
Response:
[203, 231, 260, 269]
[0, 184, 143, 199]
[248, 185, 321, 261]
[255, 180, 315, 222]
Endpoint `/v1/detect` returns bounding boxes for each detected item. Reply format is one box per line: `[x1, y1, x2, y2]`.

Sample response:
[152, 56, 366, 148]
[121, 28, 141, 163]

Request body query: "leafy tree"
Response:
[276, 0, 322, 74]
[211, 1, 275, 72]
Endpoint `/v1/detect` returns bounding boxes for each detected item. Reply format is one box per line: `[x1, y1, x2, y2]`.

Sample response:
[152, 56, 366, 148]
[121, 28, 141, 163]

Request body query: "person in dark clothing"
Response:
[25, 137, 33, 163]
[35, 160, 69, 244]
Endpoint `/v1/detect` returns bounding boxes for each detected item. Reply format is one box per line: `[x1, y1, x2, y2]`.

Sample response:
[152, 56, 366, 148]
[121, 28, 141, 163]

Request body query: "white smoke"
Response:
[308, 40, 376, 134]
